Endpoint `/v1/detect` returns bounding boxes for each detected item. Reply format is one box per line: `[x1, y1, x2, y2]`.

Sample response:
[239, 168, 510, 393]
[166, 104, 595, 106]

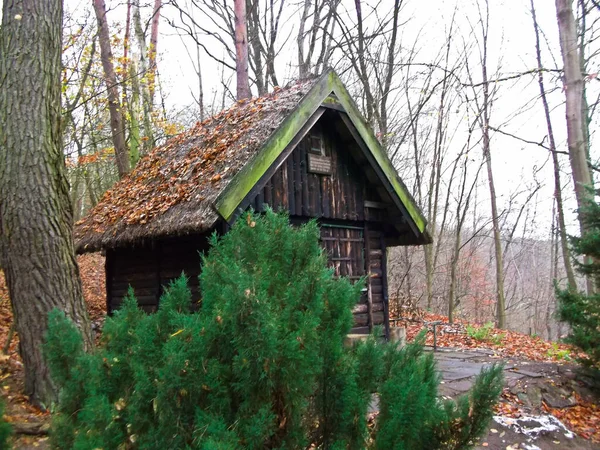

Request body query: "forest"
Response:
[0, 0, 599, 448]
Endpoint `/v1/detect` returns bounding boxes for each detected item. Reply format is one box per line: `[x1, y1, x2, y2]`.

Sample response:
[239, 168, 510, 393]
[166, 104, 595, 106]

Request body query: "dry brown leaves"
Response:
[75, 79, 314, 238]
[544, 393, 600, 443]
[399, 311, 586, 363]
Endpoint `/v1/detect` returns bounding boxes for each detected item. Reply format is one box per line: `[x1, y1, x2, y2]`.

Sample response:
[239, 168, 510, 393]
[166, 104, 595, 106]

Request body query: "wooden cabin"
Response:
[75, 71, 431, 336]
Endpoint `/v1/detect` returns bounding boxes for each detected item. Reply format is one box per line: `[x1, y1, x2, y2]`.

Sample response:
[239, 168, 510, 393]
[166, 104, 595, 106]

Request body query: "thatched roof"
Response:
[75, 77, 319, 252]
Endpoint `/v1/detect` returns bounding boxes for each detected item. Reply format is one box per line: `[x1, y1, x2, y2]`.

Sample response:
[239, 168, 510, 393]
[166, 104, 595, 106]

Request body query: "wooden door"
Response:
[320, 226, 370, 332]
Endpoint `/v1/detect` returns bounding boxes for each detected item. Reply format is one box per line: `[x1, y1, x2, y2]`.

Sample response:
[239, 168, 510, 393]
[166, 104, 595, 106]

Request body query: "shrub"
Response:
[546, 343, 572, 361]
[46, 210, 503, 449]
[0, 398, 11, 449]
[466, 322, 504, 345]
[556, 197, 600, 375]
[375, 333, 504, 450]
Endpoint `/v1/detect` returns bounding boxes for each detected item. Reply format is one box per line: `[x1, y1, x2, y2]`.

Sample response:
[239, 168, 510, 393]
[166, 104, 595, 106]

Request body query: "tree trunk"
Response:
[531, 0, 576, 289]
[149, 0, 162, 103]
[484, 130, 506, 328]
[93, 0, 131, 178]
[0, 0, 93, 408]
[476, 0, 506, 328]
[132, 0, 156, 152]
[234, 0, 251, 100]
[555, 0, 594, 281]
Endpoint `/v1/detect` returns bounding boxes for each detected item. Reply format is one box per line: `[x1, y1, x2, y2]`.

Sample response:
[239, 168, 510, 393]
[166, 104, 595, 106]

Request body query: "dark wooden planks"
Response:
[246, 115, 382, 223]
[107, 234, 210, 313]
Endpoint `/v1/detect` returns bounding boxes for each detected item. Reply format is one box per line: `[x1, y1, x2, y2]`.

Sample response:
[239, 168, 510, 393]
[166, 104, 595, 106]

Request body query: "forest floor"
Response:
[0, 255, 598, 449]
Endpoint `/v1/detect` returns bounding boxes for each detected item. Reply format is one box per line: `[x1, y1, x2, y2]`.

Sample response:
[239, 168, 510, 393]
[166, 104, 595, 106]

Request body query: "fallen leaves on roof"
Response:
[75, 79, 317, 251]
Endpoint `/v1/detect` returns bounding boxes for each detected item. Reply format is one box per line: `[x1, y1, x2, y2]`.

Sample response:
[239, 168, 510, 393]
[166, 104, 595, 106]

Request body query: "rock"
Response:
[508, 368, 543, 378]
[517, 392, 531, 408]
[542, 386, 578, 409]
[526, 385, 542, 409]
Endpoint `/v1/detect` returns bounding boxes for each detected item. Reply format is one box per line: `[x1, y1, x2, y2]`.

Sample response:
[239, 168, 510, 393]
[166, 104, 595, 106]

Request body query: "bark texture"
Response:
[149, 0, 162, 103]
[93, 0, 131, 178]
[555, 0, 593, 230]
[234, 0, 251, 100]
[0, 0, 93, 407]
[531, 0, 576, 289]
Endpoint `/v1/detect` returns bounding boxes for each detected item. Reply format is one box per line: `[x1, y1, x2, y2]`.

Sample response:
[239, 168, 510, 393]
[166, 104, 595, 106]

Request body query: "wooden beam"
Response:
[364, 200, 391, 209]
[321, 94, 346, 112]
[213, 71, 335, 221]
[229, 108, 326, 224]
[365, 223, 374, 333]
[331, 76, 428, 237]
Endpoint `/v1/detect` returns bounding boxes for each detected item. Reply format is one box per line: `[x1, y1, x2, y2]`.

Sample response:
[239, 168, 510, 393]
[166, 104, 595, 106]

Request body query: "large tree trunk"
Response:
[93, 0, 131, 178]
[234, 0, 251, 100]
[555, 0, 594, 281]
[0, 0, 93, 408]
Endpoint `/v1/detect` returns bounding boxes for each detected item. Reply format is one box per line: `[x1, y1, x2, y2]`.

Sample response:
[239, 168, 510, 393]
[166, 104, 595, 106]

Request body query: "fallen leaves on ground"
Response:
[397, 310, 586, 363]
[543, 393, 600, 443]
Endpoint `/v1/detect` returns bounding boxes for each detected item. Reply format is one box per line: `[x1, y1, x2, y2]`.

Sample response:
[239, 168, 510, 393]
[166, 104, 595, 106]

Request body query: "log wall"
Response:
[106, 234, 209, 312]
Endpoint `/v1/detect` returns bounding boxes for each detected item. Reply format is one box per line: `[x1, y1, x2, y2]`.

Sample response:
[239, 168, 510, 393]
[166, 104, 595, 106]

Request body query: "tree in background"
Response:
[556, 196, 600, 372]
[93, 0, 131, 178]
[555, 0, 595, 293]
[0, 0, 93, 407]
[45, 211, 503, 449]
[234, 0, 250, 99]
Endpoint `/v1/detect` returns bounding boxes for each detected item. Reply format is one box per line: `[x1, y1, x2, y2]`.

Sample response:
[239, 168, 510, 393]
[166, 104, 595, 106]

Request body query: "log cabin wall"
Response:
[248, 117, 391, 334]
[106, 234, 210, 312]
[250, 120, 375, 221]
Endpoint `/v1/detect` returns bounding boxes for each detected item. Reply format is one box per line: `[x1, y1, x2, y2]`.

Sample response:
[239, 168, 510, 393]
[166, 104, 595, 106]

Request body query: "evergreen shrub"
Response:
[45, 210, 502, 449]
[0, 398, 11, 449]
[557, 197, 600, 373]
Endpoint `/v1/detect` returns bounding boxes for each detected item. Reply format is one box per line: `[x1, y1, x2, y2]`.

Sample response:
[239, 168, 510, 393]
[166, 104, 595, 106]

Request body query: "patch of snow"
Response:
[493, 414, 575, 440]
[523, 444, 541, 450]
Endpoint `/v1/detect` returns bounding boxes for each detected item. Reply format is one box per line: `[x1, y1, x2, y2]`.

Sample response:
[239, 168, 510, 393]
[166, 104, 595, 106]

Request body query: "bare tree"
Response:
[235, 0, 251, 99]
[466, 0, 507, 328]
[297, 0, 339, 78]
[555, 0, 594, 271]
[150, 0, 163, 103]
[132, 0, 157, 150]
[531, 0, 577, 289]
[93, 0, 131, 178]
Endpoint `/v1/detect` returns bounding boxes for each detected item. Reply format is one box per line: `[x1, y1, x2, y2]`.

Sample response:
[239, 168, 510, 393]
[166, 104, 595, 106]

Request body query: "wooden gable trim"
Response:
[212, 70, 430, 244]
[329, 77, 429, 238]
[213, 72, 334, 221]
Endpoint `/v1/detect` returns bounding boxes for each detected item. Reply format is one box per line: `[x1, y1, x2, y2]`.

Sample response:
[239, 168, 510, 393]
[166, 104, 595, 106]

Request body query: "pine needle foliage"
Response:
[0, 398, 11, 449]
[557, 197, 600, 370]
[45, 210, 502, 449]
[375, 333, 503, 450]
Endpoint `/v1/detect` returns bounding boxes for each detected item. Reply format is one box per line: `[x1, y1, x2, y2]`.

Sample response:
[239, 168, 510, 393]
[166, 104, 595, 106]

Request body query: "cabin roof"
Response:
[75, 71, 430, 253]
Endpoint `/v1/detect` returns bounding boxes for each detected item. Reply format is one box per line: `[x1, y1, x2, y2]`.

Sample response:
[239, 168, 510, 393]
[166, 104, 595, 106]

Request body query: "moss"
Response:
[214, 71, 428, 236]
[214, 73, 333, 221]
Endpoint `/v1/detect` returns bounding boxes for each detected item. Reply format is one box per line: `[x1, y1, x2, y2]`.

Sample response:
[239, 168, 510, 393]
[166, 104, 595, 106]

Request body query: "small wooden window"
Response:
[309, 132, 324, 155]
